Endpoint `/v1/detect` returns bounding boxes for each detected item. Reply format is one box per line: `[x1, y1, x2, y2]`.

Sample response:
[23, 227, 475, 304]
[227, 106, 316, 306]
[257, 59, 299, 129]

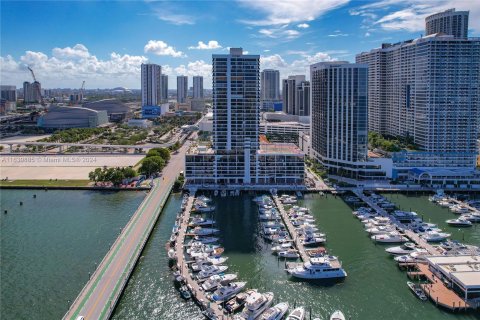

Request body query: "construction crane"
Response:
[80, 80, 85, 103]
[26, 66, 45, 106]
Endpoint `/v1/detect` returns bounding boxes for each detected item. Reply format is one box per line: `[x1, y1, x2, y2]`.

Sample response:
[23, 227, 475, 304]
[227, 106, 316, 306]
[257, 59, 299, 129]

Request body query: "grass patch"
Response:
[0, 179, 90, 187]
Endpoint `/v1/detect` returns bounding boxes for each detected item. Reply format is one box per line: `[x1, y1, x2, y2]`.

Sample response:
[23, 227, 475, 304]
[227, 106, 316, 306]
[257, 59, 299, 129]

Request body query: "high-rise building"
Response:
[260, 69, 281, 111]
[193, 76, 204, 99]
[295, 81, 310, 117]
[185, 48, 304, 186]
[177, 75, 188, 103]
[282, 75, 305, 115]
[356, 27, 480, 170]
[310, 62, 371, 178]
[0, 85, 17, 102]
[23, 81, 41, 103]
[141, 63, 161, 106]
[425, 8, 469, 39]
[160, 74, 168, 101]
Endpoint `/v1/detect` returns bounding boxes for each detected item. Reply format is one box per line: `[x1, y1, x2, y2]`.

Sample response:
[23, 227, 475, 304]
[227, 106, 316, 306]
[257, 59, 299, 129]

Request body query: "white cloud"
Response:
[237, 0, 350, 26]
[144, 40, 185, 58]
[297, 23, 310, 29]
[260, 52, 337, 78]
[365, 32, 371, 37]
[0, 44, 148, 88]
[152, 7, 195, 25]
[259, 27, 301, 39]
[328, 33, 349, 37]
[188, 40, 222, 50]
[351, 0, 480, 33]
[263, 49, 271, 52]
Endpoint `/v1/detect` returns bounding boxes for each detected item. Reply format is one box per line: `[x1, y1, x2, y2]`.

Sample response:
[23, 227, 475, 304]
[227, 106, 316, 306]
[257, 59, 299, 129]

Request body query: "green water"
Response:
[115, 193, 480, 320]
[0, 189, 145, 320]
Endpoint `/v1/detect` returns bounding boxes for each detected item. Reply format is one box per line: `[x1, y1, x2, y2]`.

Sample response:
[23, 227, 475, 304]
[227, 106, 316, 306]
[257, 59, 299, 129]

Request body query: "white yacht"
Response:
[421, 231, 451, 242]
[278, 249, 300, 259]
[446, 218, 473, 227]
[193, 236, 219, 244]
[196, 265, 228, 280]
[191, 227, 220, 236]
[371, 232, 408, 243]
[366, 225, 396, 235]
[286, 257, 347, 280]
[236, 292, 274, 320]
[271, 243, 293, 253]
[385, 242, 417, 255]
[330, 310, 346, 320]
[462, 213, 480, 223]
[210, 282, 247, 302]
[286, 307, 305, 320]
[201, 273, 237, 291]
[197, 195, 212, 203]
[189, 217, 216, 227]
[260, 302, 289, 320]
[301, 236, 326, 246]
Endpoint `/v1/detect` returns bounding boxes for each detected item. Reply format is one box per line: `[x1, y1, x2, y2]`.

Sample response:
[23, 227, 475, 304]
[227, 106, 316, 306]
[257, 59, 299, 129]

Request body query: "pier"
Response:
[272, 195, 310, 262]
[174, 195, 229, 319]
[64, 142, 189, 320]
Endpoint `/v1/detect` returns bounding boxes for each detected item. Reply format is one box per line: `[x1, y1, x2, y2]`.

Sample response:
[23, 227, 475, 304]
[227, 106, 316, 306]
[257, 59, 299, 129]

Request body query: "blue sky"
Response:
[1, 0, 479, 89]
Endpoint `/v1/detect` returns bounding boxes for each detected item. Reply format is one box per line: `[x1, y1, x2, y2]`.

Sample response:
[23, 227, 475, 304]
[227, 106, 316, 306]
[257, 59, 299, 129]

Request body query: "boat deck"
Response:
[174, 194, 230, 319]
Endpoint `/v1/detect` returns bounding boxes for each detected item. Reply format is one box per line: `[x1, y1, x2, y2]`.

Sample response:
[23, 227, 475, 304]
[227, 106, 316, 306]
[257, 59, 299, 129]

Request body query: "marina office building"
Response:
[356, 9, 480, 185]
[185, 48, 305, 188]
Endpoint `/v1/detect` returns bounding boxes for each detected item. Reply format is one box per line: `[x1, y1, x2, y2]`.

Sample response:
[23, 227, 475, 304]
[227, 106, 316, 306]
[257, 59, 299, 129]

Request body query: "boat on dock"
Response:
[286, 306, 305, 320]
[196, 265, 229, 280]
[371, 232, 408, 243]
[193, 236, 219, 244]
[225, 289, 257, 314]
[191, 227, 220, 236]
[329, 310, 346, 320]
[286, 257, 347, 280]
[235, 291, 274, 320]
[278, 249, 300, 259]
[260, 302, 289, 320]
[385, 242, 417, 255]
[179, 285, 191, 300]
[445, 218, 472, 227]
[420, 231, 451, 242]
[407, 281, 427, 301]
[210, 281, 247, 302]
[201, 273, 237, 291]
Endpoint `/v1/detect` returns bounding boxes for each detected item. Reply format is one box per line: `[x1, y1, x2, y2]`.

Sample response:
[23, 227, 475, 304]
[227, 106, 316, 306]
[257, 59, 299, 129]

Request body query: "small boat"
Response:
[286, 307, 305, 320]
[201, 273, 238, 291]
[260, 302, 289, 320]
[371, 232, 408, 243]
[462, 213, 480, 223]
[446, 218, 473, 227]
[189, 217, 216, 227]
[302, 236, 326, 246]
[193, 236, 219, 244]
[191, 227, 220, 236]
[421, 231, 451, 242]
[407, 281, 427, 301]
[278, 249, 300, 259]
[271, 243, 293, 253]
[235, 291, 274, 320]
[196, 265, 228, 280]
[179, 285, 191, 300]
[225, 289, 257, 314]
[167, 249, 176, 260]
[330, 310, 346, 320]
[385, 242, 417, 255]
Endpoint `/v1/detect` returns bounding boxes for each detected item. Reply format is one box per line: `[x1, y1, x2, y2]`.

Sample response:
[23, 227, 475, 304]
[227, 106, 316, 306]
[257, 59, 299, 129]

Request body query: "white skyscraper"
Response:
[260, 69, 280, 111]
[193, 76, 204, 99]
[177, 75, 188, 103]
[425, 8, 469, 39]
[141, 63, 161, 106]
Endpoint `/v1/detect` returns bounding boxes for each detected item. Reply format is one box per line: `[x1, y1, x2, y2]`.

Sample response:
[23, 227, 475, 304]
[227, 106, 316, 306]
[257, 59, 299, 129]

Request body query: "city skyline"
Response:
[1, 0, 480, 89]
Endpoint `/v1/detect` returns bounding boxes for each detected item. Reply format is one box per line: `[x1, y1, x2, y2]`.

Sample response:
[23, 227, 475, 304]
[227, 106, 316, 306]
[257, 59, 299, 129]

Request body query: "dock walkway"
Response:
[175, 195, 229, 319]
[272, 195, 309, 262]
[353, 190, 441, 255]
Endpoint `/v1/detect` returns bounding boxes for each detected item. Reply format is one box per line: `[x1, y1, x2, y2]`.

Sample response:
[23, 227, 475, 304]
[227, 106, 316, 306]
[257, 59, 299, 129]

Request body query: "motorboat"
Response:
[193, 236, 219, 244]
[330, 310, 346, 320]
[271, 243, 293, 253]
[407, 281, 427, 301]
[201, 273, 237, 291]
[301, 236, 326, 246]
[194, 202, 215, 213]
[189, 216, 216, 227]
[260, 302, 289, 320]
[421, 231, 451, 242]
[225, 289, 257, 314]
[366, 225, 396, 235]
[371, 232, 408, 243]
[286, 307, 305, 320]
[446, 218, 473, 227]
[278, 250, 300, 259]
[167, 248, 176, 260]
[210, 282, 247, 302]
[286, 257, 347, 280]
[385, 242, 417, 255]
[450, 205, 470, 214]
[196, 265, 228, 280]
[235, 291, 274, 320]
[462, 213, 480, 223]
[197, 195, 212, 203]
[179, 285, 191, 300]
[191, 227, 220, 236]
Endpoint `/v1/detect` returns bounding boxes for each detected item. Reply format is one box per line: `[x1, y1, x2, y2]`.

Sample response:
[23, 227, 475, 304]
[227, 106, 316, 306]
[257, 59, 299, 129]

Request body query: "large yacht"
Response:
[385, 242, 417, 255]
[421, 231, 451, 242]
[286, 257, 347, 280]
[371, 232, 408, 243]
[260, 302, 289, 320]
[235, 292, 274, 320]
[210, 282, 247, 302]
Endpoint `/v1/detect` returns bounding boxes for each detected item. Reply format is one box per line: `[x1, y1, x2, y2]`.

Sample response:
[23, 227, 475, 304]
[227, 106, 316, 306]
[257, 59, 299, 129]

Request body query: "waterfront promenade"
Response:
[63, 142, 189, 320]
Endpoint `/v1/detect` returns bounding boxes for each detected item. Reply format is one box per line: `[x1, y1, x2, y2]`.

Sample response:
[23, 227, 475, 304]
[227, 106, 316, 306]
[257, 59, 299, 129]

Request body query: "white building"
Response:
[177, 75, 188, 103]
[425, 8, 469, 39]
[261, 69, 281, 111]
[186, 48, 304, 187]
[141, 63, 161, 106]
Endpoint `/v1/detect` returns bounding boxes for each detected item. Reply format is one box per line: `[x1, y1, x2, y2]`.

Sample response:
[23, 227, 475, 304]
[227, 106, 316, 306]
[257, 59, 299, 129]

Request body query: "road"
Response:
[63, 140, 190, 320]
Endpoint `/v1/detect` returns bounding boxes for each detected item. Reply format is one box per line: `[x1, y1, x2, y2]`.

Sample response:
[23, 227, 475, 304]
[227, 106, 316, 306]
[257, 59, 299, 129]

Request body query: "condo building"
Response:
[160, 74, 168, 101]
[177, 75, 188, 103]
[193, 76, 204, 99]
[141, 63, 161, 106]
[23, 81, 41, 103]
[260, 69, 281, 111]
[282, 75, 310, 116]
[310, 62, 385, 179]
[185, 48, 304, 188]
[425, 8, 469, 39]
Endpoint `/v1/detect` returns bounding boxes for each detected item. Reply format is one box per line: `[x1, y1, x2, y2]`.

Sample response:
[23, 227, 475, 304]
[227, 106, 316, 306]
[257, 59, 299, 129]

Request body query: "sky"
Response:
[1, 0, 479, 90]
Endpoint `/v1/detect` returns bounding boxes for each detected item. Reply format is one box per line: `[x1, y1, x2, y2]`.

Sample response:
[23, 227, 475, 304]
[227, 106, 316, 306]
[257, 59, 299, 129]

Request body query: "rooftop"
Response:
[258, 142, 304, 155]
[425, 255, 480, 288]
